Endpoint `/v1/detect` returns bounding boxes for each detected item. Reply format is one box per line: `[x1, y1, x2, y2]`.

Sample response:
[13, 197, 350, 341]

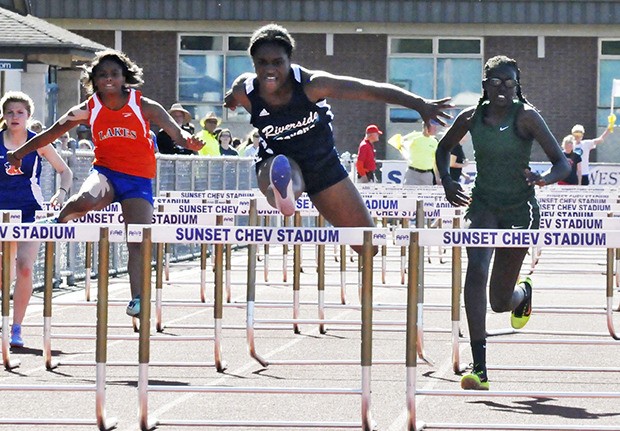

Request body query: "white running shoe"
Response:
[269, 154, 296, 216]
[126, 296, 141, 317]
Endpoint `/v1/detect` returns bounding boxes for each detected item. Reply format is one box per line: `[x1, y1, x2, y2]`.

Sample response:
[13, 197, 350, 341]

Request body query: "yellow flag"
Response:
[609, 113, 616, 133]
[389, 131, 424, 162]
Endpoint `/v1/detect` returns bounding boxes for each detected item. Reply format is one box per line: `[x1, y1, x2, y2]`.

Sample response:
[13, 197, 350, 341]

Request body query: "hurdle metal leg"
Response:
[84, 241, 93, 301]
[340, 245, 347, 304]
[200, 243, 208, 303]
[317, 215, 326, 334]
[415, 200, 432, 365]
[381, 217, 388, 284]
[44, 241, 58, 370]
[449, 215, 467, 373]
[282, 216, 290, 283]
[155, 242, 165, 332]
[247, 201, 269, 367]
[401, 218, 409, 284]
[212, 240, 227, 372]
[139, 228, 157, 431]
[225, 243, 232, 303]
[263, 215, 270, 281]
[406, 231, 420, 431]
[293, 212, 301, 334]
[95, 229, 118, 430]
[1, 239, 19, 370]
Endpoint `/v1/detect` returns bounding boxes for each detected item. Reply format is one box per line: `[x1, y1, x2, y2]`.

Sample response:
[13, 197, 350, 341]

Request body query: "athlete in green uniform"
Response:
[436, 55, 570, 390]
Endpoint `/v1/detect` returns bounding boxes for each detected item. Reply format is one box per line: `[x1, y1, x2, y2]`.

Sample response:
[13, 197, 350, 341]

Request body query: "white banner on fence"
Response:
[394, 228, 620, 248]
[137, 225, 386, 246]
[381, 161, 620, 186]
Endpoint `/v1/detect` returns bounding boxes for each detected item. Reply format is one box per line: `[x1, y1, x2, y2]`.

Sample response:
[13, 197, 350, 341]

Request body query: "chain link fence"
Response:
[33, 152, 260, 288]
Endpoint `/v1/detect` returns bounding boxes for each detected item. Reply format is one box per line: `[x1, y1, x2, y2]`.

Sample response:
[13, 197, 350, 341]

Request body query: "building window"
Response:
[599, 40, 620, 127]
[178, 34, 253, 123]
[388, 37, 483, 123]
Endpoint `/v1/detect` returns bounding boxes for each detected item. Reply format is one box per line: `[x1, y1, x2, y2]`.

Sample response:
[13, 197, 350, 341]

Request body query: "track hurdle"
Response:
[0, 224, 117, 429]
[135, 224, 376, 430]
[404, 227, 620, 431]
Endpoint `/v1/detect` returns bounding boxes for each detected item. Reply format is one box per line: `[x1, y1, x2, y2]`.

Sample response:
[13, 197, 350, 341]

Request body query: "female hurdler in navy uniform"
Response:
[435, 55, 570, 390]
[224, 24, 452, 252]
[0, 91, 72, 347]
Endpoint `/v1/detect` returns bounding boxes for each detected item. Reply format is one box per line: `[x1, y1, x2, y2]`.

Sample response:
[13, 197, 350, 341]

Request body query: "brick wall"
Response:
[292, 32, 388, 158]
[75, 29, 179, 130]
[122, 31, 178, 112]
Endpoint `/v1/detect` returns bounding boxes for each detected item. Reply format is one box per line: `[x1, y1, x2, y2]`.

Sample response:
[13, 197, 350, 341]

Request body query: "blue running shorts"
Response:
[92, 165, 154, 206]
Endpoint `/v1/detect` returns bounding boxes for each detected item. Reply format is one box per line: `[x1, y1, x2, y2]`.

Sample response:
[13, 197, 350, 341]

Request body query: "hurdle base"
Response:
[100, 416, 118, 431]
[216, 359, 228, 373]
[3, 357, 20, 370]
[46, 358, 60, 370]
[140, 416, 158, 431]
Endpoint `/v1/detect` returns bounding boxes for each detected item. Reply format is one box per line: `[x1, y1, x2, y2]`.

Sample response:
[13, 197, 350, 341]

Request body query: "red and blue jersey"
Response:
[88, 89, 156, 179]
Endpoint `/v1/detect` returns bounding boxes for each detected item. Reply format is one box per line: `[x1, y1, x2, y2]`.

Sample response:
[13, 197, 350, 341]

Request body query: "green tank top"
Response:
[470, 100, 535, 209]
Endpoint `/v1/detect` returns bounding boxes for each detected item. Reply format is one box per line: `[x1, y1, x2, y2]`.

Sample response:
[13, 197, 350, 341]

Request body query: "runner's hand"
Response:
[442, 176, 470, 207]
[525, 168, 546, 187]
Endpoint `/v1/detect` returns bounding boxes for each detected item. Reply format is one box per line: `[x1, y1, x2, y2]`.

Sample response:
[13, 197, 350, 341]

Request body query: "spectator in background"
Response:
[404, 122, 439, 185]
[356, 124, 381, 183]
[28, 120, 44, 134]
[157, 103, 197, 155]
[54, 131, 77, 151]
[450, 138, 470, 183]
[243, 128, 261, 158]
[217, 128, 238, 156]
[76, 123, 92, 141]
[76, 124, 94, 150]
[77, 139, 93, 150]
[558, 134, 582, 185]
[196, 111, 221, 156]
[232, 137, 242, 150]
[571, 123, 611, 185]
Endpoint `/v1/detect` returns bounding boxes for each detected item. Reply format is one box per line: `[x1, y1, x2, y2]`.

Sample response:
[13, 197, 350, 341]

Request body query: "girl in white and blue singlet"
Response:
[225, 24, 452, 253]
[0, 91, 72, 348]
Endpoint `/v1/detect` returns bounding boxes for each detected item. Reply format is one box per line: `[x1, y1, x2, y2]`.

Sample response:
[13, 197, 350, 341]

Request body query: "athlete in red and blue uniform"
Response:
[8, 50, 203, 317]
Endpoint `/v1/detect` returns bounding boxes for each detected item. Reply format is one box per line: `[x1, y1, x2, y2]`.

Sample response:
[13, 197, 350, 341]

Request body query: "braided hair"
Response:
[475, 55, 536, 111]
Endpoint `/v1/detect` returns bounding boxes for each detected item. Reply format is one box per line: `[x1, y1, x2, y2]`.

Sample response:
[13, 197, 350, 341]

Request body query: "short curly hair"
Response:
[248, 23, 296, 58]
[80, 49, 144, 94]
